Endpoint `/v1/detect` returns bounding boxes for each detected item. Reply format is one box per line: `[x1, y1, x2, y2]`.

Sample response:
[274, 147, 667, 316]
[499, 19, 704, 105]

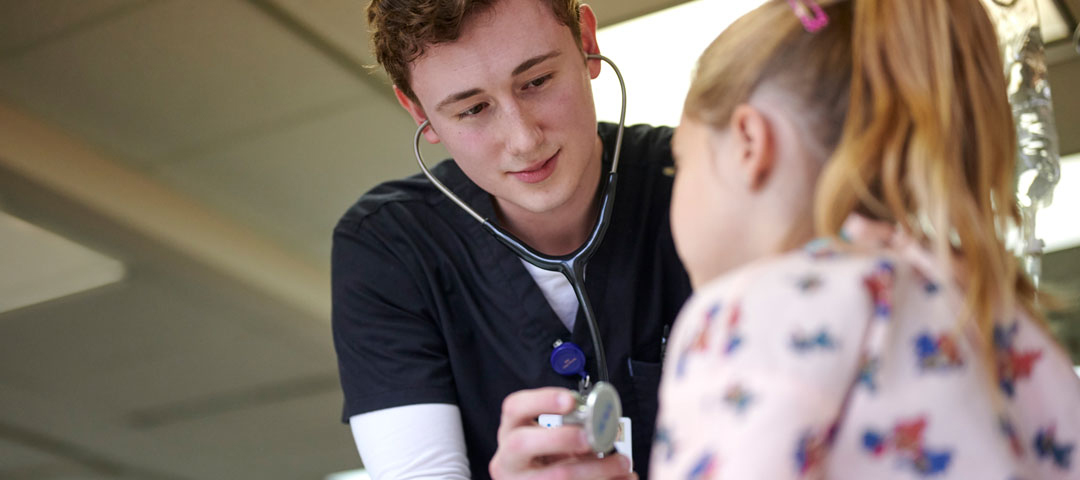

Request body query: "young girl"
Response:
[651, 0, 1080, 478]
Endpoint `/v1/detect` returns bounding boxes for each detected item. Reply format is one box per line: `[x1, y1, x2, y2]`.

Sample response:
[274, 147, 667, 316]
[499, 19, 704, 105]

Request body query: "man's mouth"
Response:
[509, 151, 559, 184]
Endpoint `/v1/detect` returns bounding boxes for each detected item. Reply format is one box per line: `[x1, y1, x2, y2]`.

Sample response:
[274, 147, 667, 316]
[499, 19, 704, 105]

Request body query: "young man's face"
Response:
[396, 0, 603, 221]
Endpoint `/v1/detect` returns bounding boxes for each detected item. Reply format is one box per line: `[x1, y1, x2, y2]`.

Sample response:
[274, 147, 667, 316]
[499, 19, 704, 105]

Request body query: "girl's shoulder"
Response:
[689, 237, 912, 316]
[666, 239, 911, 409]
[679, 237, 954, 356]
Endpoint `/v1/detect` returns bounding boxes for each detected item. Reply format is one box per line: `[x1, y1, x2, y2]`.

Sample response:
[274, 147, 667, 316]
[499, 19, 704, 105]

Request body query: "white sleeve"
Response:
[349, 403, 471, 480]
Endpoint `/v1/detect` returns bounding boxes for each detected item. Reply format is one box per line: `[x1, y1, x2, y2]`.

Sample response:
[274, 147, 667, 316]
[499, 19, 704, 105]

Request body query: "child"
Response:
[651, 0, 1080, 478]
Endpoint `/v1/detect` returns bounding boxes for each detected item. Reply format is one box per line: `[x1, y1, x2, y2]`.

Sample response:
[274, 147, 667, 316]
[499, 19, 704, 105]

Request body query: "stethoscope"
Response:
[413, 54, 626, 454]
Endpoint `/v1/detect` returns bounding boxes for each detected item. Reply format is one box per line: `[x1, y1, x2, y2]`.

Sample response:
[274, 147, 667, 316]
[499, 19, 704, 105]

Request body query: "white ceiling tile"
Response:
[0, 0, 368, 167]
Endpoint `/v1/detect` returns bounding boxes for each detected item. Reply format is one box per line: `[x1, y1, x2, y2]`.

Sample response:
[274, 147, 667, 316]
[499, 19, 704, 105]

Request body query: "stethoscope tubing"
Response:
[412, 54, 627, 383]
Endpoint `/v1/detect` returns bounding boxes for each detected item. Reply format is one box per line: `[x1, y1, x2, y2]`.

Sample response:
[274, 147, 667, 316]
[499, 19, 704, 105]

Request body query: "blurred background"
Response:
[0, 0, 1077, 478]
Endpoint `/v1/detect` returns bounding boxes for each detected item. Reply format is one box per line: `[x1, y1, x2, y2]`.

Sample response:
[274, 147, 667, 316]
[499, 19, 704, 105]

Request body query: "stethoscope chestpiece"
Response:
[560, 381, 622, 455]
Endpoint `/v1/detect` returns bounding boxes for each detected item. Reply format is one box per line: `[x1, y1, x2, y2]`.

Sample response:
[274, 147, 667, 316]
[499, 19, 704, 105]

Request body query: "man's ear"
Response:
[729, 104, 774, 191]
[394, 85, 441, 144]
[578, 4, 602, 79]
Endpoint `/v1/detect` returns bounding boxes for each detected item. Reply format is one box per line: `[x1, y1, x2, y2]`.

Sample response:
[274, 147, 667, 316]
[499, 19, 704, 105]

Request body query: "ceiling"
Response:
[0, 0, 1077, 478]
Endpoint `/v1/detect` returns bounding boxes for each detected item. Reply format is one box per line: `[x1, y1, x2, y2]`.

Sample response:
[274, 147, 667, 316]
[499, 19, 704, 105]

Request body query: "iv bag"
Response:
[980, 0, 1063, 286]
[982, 0, 1062, 210]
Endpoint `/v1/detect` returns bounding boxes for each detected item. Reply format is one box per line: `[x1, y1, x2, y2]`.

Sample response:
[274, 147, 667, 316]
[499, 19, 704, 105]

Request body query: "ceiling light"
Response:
[0, 210, 125, 314]
[593, 0, 767, 128]
[1037, 0, 1072, 43]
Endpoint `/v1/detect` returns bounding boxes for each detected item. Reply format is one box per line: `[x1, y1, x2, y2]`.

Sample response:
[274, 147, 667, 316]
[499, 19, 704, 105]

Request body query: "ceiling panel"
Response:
[0, 0, 368, 168]
[264, 0, 695, 74]
[0, 383, 206, 480]
[0, 388, 359, 480]
[128, 391, 359, 479]
[0, 437, 68, 478]
[0, 168, 357, 479]
[0, 267, 336, 409]
[1051, 56, 1080, 155]
[0, 0, 145, 54]
[0, 463, 107, 480]
[264, 0, 376, 66]
[589, 0, 697, 25]
[152, 99, 445, 265]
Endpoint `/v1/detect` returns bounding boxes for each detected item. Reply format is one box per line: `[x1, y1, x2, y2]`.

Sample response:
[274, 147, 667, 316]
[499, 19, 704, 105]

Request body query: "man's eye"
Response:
[458, 104, 486, 118]
[527, 75, 552, 89]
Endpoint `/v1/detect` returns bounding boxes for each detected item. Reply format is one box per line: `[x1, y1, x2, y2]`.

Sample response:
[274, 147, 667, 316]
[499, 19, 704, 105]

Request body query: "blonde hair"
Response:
[685, 0, 1041, 350]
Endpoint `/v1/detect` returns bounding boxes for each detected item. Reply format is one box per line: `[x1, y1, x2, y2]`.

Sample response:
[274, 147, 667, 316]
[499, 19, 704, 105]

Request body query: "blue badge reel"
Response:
[550, 340, 588, 380]
[540, 341, 629, 459]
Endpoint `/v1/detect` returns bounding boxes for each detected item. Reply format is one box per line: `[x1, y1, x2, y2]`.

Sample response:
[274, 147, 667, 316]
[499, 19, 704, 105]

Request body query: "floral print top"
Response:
[651, 217, 1080, 479]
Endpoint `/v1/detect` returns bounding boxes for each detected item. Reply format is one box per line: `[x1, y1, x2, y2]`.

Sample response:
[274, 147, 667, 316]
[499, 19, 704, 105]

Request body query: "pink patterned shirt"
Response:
[651, 218, 1080, 479]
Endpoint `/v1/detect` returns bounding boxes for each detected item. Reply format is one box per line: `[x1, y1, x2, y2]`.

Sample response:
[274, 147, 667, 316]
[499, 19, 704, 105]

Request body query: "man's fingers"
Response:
[500, 425, 591, 471]
[541, 453, 635, 480]
[491, 387, 636, 480]
[498, 387, 577, 438]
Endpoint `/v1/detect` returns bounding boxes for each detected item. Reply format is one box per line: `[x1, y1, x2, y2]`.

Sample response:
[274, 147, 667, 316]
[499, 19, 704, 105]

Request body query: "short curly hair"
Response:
[367, 0, 583, 102]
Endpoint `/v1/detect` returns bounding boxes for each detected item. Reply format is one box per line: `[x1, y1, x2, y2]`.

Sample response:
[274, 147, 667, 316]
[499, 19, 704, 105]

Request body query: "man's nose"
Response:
[503, 103, 543, 157]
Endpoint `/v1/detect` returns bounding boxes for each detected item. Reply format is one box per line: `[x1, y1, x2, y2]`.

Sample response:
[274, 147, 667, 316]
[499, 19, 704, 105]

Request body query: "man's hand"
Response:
[489, 387, 636, 480]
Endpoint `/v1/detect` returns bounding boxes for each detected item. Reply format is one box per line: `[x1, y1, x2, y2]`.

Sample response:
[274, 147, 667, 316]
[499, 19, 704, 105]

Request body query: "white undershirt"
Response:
[520, 260, 579, 331]
[348, 265, 578, 479]
[350, 404, 470, 479]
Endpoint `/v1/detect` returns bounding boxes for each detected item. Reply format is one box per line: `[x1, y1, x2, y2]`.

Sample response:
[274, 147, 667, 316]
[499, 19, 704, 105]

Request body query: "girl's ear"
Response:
[394, 85, 442, 144]
[729, 104, 775, 191]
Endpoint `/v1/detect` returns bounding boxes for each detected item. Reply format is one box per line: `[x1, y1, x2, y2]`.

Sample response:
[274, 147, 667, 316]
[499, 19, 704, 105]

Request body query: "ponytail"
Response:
[814, 0, 1038, 345]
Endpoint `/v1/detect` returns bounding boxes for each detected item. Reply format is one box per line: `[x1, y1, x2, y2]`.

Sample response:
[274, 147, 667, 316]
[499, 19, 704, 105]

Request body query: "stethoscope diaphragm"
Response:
[560, 381, 622, 454]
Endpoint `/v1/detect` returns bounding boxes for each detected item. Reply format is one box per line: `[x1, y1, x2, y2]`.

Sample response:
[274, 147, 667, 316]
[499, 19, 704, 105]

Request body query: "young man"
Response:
[332, 0, 691, 478]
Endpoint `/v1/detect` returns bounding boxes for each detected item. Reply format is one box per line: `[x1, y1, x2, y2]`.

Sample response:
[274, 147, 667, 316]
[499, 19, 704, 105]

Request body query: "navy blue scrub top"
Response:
[332, 123, 691, 479]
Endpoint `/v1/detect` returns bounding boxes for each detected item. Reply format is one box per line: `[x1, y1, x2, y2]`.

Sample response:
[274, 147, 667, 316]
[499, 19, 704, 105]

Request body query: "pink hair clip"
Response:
[787, 0, 830, 33]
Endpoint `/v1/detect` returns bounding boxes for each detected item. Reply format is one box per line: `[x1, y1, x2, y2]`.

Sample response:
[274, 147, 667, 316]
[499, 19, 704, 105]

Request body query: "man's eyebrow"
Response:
[434, 50, 561, 113]
[436, 88, 483, 113]
[512, 50, 560, 77]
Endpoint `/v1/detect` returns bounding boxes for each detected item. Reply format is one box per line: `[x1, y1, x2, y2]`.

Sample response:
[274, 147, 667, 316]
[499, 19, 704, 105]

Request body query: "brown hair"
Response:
[367, 0, 583, 102]
[685, 0, 1042, 351]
